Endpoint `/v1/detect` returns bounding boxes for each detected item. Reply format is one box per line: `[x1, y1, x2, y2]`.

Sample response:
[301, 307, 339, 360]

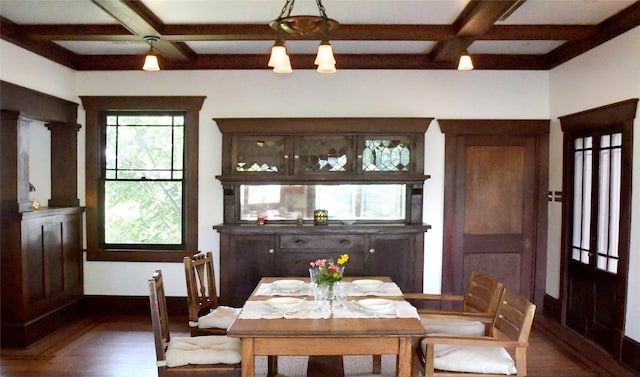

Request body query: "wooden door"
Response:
[559, 99, 636, 357]
[439, 120, 549, 305]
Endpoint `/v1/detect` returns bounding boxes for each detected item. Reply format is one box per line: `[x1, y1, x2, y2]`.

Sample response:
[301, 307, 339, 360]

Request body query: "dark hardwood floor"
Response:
[0, 314, 635, 377]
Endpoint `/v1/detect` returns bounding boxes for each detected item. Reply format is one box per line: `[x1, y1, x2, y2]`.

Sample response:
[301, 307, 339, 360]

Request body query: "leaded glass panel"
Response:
[362, 138, 411, 172]
[295, 136, 350, 173]
[235, 136, 287, 173]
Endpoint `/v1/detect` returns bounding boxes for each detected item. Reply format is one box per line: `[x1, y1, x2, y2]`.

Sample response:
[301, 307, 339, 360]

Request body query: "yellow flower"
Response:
[337, 253, 349, 265]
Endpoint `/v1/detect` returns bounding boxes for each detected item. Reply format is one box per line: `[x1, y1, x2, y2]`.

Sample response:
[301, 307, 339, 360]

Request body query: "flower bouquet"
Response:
[309, 253, 349, 286]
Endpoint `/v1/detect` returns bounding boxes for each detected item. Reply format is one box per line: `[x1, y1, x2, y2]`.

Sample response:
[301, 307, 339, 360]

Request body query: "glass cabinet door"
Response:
[359, 136, 413, 173]
[233, 136, 290, 174]
[294, 135, 353, 174]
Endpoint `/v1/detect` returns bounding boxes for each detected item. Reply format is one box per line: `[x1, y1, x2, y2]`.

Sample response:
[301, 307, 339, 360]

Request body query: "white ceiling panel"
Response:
[496, 0, 636, 25]
[470, 40, 565, 55]
[54, 40, 149, 55]
[0, 0, 117, 24]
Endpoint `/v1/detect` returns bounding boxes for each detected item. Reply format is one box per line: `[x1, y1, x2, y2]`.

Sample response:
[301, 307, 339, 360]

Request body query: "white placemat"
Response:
[254, 282, 311, 296]
[332, 300, 419, 319]
[347, 282, 403, 297]
[239, 300, 331, 319]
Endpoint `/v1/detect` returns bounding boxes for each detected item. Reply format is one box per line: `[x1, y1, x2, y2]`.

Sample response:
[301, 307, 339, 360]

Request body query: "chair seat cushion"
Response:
[198, 306, 241, 330]
[421, 340, 517, 375]
[421, 318, 486, 336]
[166, 335, 241, 367]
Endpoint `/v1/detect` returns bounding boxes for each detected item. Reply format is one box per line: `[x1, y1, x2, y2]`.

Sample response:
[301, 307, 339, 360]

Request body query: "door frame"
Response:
[439, 119, 549, 307]
[559, 99, 638, 358]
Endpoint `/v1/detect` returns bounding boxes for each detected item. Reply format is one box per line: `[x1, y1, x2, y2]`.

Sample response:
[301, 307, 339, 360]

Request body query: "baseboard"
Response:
[622, 335, 640, 373]
[82, 295, 188, 316]
[540, 293, 638, 376]
[1, 298, 83, 347]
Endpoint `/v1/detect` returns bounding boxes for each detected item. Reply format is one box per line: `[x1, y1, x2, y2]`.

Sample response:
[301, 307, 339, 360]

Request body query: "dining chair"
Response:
[414, 289, 536, 377]
[148, 270, 242, 376]
[366, 272, 504, 374]
[184, 251, 240, 336]
[404, 271, 504, 336]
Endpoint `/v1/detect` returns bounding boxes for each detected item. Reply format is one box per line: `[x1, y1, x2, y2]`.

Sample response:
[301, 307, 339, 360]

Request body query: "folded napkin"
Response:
[332, 300, 419, 319]
[239, 300, 331, 319]
[254, 282, 311, 297]
[347, 282, 403, 297]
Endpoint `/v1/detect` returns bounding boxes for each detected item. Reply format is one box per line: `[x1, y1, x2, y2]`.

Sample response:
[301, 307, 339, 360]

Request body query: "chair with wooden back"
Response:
[148, 270, 242, 377]
[184, 251, 240, 336]
[404, 271, 504, 335]
[415, 289, 537, 377]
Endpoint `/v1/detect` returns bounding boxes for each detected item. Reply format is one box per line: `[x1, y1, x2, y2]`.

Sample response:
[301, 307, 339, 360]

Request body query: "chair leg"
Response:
[372, 355, 382, 374]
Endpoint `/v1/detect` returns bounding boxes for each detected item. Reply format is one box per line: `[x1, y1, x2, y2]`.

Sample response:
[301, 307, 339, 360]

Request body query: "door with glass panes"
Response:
[560, 99, 636, 357]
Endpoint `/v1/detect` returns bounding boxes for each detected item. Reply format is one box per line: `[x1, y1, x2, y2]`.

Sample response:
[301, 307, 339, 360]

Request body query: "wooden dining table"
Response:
[226, 276, 425, 377]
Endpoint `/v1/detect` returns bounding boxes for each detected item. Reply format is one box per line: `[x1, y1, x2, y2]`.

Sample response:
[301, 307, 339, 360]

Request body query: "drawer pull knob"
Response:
[340, 239, 350, 245]
[295, 239, 305, 244]
[268, 248, 275, 254]
[369, 248, 375, 253]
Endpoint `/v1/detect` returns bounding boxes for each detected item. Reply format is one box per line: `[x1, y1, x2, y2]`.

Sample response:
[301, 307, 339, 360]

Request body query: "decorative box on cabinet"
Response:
[214, 224, 429, 307]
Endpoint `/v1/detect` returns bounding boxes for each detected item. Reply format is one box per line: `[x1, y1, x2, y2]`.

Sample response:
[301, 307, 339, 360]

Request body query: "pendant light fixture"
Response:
[269, 0, 339, 73]
[457, 50, 474, 71]
[142, 36, 160, 72]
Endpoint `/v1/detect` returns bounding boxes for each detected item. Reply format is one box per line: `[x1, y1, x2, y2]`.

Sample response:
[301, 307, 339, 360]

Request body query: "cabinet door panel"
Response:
[294, 135, 353, 174]
[233, 135, 290, 174]
[277, 249, 368, 277]
[222, 235, 275, 306]
[360, 136, 414, 173]
[368, 234, 416, 292]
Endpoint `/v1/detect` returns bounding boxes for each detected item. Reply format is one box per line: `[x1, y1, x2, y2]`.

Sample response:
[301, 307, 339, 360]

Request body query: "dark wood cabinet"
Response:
[1, 81, 82, 347]
[214, 118, 432, 306]
[215, 225, 428, 307]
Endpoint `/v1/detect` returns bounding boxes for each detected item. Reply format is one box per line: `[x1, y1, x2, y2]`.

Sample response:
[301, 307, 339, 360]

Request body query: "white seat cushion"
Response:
[421, 318, 486, 336]
[421, 339, 517, 375]
[165, 335, 241, 367]
[198, 306, 241, 330]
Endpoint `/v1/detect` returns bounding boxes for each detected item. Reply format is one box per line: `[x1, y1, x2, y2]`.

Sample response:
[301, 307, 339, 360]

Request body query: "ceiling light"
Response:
[269, 0, 339, 73]
[142, 36, 160, 72]
[457, 51, 474, 71]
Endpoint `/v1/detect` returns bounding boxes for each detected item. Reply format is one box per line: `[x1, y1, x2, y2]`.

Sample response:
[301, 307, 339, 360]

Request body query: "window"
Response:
[104, 112, 185, 246]
[81, 96, 205, 262]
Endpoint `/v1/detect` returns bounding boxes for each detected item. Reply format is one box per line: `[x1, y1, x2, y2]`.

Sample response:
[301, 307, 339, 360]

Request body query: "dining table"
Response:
[226, 276, 425, 377]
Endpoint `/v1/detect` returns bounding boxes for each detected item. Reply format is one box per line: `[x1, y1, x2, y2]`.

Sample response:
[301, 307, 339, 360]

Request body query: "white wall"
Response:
[549, 26, 640, 340]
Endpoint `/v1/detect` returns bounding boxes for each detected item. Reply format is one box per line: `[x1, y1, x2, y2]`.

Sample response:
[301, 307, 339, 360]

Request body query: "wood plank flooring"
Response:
[0, 314, 635, 377]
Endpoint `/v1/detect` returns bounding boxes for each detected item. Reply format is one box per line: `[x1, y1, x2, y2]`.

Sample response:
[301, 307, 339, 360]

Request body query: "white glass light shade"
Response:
[273, 55, 292, 73]
[457, 54, 474, 71]
[143, 54, 160, 71]
[314, 43, 336, 66]
[316, 63, 336, 74]
[268, 45, 288, 67]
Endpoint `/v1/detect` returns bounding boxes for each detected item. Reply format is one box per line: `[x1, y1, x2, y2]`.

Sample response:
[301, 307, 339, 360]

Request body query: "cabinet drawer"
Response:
[280, 234, 366, 249]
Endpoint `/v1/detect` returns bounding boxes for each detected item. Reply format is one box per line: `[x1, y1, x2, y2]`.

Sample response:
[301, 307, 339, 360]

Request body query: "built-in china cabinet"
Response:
[0, 81, 83, 347]
[213, 118, 432, 306]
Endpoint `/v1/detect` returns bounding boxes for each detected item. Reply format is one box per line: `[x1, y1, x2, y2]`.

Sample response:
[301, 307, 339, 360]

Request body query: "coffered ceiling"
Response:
[1, 0, 638, 71]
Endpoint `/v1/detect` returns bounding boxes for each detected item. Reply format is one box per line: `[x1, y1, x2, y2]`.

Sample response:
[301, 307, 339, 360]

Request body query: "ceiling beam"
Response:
[90, 0, 193, 61]
[429, 0, 519, 62]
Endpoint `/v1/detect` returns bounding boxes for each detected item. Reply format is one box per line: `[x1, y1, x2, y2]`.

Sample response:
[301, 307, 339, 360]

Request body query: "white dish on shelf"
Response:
[351, 279, 384, 292]
[271, 279, 306, 292]
[264, 297, 304, 311]
[357, 298, 395, 313]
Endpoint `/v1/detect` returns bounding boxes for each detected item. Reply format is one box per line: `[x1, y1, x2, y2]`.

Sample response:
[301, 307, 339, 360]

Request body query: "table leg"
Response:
[267, 355, 278, 377]
[241, 338, 255, 377]
[396, 337, 412, 377]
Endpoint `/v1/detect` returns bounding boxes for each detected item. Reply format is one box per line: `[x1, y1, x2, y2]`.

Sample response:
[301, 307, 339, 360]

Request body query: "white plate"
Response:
[351, 279, 384, 292]
[264, 297, 304, 311]
[272, 279, 306, 292]
[357, 298, 395, 312]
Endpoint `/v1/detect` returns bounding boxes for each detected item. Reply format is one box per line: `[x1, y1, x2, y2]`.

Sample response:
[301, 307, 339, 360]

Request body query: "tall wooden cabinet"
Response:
[1, 81, 83, 347]
[214, 118, 432, 306]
